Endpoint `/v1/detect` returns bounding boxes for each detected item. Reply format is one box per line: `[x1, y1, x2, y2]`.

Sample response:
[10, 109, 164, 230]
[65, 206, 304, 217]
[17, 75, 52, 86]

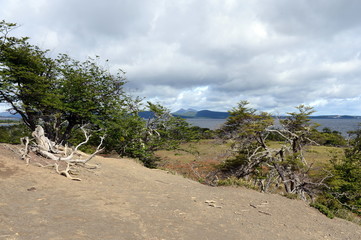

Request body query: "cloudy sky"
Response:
[2, 0, 361, 115]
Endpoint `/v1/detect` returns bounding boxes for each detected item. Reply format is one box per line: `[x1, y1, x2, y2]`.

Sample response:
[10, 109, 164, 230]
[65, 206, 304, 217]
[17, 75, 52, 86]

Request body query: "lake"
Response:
[186, 118, 361, 137]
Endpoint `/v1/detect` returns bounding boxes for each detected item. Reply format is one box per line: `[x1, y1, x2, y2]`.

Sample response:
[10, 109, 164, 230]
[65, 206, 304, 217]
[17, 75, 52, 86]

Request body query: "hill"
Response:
[1, 143, 360, 239]
[173, 109, 230, 119]
[195, 110, 230, 119]
[173, 108, 198, 117]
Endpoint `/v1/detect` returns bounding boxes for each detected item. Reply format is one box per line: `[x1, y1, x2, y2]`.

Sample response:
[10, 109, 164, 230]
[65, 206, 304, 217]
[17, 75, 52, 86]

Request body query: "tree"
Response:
[218, 101, 273, 178]
[268, 105, 320, 197]
[0, 20, 200, 175]
[0, 21, 128, 144]
[310, 128, 347, 147]
[0, 21, 59, 132]
[0, 21, 130, 179]
[0, 20, 134, 142]
[218, 102, 321, 199]
[103, 102, 199, 168]
[319, 128, 361, 216]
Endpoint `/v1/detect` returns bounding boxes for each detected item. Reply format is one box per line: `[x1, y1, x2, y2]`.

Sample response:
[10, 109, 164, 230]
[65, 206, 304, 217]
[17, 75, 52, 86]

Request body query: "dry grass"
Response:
[156, 139, 346, 183]
[304, 145, 344, 166]
[156, 140, 229, 181]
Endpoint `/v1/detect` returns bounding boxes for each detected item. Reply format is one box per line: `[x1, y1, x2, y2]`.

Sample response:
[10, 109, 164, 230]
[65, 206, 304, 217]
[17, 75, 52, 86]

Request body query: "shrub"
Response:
[310, 203, 335, 219]
[0, 123, 30, 144]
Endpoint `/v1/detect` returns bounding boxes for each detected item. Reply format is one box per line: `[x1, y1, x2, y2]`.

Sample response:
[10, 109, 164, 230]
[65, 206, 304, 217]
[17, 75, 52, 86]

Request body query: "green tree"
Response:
[0, 21, 59, 132]
[310, 128, 347, 147]
[0, 21, 128, 144]
[0, 20, 199, 174]
[218, 102, 320, 199]
[218, 101, 274, 178]
[320, 129, 361, 216]
[104, 102, 199, 168]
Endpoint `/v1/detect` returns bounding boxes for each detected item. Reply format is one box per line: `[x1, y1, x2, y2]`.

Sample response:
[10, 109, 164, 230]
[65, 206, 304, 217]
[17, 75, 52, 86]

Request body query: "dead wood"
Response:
[21, 125, 105, 180]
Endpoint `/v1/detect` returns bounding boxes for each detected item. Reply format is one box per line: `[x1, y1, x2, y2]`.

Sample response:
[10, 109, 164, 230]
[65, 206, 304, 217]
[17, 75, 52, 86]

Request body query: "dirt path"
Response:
[1, 144, 361, 240]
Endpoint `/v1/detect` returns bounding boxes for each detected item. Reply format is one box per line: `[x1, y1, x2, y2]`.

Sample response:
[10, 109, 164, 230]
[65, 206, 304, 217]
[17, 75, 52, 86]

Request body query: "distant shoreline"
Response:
[185, 118, 361, 136]
[177, 115, 361, 120]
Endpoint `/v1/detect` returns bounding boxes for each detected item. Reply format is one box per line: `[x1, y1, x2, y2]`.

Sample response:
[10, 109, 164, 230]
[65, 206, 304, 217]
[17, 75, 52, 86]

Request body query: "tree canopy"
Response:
[0, 21, 129, 144]
[0, 20, 198, 169]
[218, 101, 321, 198]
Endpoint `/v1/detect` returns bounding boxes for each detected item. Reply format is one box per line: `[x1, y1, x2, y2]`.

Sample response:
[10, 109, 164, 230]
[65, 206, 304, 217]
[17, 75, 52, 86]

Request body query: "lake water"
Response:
[186, 118, 361, 137]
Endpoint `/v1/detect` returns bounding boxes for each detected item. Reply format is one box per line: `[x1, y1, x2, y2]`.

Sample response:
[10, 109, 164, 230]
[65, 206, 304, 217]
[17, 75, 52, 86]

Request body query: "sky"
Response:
[1, 0, 361, 115]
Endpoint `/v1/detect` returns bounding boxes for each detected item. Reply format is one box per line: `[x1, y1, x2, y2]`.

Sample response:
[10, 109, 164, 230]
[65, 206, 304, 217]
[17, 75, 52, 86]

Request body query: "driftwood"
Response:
[21, 125, 105, 181]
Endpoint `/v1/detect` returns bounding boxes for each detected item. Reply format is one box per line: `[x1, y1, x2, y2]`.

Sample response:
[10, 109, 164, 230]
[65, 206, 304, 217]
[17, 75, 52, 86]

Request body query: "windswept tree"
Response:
[0, 21, 128, 144]
[0, 20, 198, 175]
[218, 101, 274, 178]
[0, 21, 59, 132]
[104, 102, 199, 168]
[0, 21, 133, 178]
[218, 101, 322, 199]
[317, 128, 361, 217]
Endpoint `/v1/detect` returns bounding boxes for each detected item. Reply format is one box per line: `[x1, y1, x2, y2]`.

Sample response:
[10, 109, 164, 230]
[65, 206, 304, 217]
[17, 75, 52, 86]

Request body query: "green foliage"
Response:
[101, 102, 200, 168]
[327, 152, 361, 214]
[220, 101, 273, 140]
[313, 193, 343, 213]
[0, 123, 31, 144]
[281, 105, 317, 133]
[218, 101, 273, 176]
[0, 21, 128, 144]
[311, 128, 347, 147]
[310, 203, 335, 219]
[0, 21, 198, 169]
[189, 126, 215, 139]
[315, 129, 361, 220]
[218, 102, 322, 199]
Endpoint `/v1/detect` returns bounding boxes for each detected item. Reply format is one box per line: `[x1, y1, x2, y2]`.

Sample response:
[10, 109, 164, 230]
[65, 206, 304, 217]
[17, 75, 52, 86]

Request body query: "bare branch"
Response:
[24, 125, 105, 180]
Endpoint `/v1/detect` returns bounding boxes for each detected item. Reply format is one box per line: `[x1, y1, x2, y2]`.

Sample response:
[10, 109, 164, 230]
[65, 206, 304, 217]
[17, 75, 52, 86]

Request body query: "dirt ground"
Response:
[1, 144, 361, 240]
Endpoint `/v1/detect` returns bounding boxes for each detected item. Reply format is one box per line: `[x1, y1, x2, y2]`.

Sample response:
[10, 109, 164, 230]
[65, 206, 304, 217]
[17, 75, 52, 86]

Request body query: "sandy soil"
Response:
[1, 144, 361, 240]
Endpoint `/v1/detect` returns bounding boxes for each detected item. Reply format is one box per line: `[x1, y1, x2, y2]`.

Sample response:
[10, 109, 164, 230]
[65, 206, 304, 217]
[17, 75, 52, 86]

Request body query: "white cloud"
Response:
[2, 0, 361, 114]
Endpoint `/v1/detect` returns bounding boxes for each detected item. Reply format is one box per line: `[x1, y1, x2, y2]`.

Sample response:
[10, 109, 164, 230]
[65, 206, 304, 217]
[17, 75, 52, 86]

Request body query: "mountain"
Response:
[195, 110, 230, 119]
[173, 109, 229, 119]
[173, 108, 197, 114]
[173, 108, 198, 118]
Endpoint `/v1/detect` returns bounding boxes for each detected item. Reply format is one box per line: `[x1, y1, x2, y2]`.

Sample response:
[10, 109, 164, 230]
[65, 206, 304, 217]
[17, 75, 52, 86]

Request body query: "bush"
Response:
[0, 123, 30, 144]
[310, 203, 335, 219]
[311, 128, 347, 147]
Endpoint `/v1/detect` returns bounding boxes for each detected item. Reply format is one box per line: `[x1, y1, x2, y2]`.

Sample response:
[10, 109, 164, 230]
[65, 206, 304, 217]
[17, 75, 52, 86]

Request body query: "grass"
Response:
[156, 139, 229, 181]
[156, 139, 345, 184]
[304, 145, 344, 166]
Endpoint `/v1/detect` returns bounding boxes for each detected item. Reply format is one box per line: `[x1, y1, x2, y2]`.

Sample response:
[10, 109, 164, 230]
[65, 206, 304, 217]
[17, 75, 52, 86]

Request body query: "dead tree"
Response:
[21, 125, 105, 181]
